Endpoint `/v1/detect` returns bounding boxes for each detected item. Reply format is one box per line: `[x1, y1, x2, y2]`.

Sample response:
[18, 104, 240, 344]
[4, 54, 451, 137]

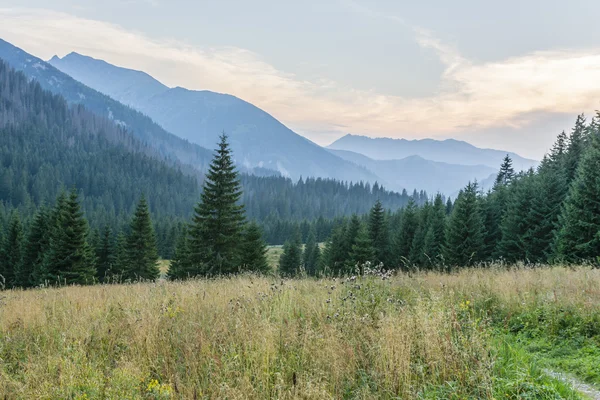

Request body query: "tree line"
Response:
[277, 113, 600, 275]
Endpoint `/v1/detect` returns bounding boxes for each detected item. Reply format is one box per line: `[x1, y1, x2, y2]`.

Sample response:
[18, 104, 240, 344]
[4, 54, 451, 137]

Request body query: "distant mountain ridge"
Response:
[328, 149, 497, 196]
[48, 52, 379, 183]
[328, 134, 537, 171]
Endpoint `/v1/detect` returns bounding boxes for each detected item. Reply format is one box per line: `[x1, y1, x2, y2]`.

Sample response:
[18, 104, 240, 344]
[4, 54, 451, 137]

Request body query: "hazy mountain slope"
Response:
[329, 149, 497, 196]
[0, 39, 213, 173]
[328, 134, 537, 171]
[49, 52, 168, 108]
[48, 52, 380, 182]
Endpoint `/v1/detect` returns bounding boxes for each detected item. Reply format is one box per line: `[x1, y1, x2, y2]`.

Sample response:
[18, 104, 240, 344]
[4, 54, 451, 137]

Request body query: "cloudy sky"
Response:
[1, 0, 600, 159]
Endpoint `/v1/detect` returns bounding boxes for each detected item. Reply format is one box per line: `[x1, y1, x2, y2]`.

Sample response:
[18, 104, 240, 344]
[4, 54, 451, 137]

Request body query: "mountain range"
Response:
[328, 134, 537, 171]
[48, 52, 378, 183]
[0, 38, 537, 196]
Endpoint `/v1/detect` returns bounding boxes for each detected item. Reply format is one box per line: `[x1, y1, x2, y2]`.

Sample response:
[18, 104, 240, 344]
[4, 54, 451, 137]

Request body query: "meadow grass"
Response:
[0, 266, 598, 399]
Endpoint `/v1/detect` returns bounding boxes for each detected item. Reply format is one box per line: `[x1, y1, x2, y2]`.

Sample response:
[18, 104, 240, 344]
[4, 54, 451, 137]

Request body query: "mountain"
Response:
[328, 149, 497, 196]
[0, 39, 215, 173]
[0, 59, 425, 251]
[328, 134, 537, 171]
[48, 52, 379, 182]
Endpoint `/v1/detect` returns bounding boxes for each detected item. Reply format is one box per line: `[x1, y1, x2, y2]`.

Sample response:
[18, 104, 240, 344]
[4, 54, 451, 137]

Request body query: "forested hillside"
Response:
[0, 60, 425, 254]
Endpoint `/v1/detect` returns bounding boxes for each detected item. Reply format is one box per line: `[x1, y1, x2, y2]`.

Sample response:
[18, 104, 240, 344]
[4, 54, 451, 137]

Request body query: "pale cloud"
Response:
[1, 7, 600, 149]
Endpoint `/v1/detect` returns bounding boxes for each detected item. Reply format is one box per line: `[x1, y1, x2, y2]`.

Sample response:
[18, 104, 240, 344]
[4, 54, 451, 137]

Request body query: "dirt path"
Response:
[545, 369, 600, 400]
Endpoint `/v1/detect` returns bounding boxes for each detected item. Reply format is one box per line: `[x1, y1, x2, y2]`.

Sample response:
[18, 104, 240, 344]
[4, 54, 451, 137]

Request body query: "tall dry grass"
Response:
[0, 266, 597, 399]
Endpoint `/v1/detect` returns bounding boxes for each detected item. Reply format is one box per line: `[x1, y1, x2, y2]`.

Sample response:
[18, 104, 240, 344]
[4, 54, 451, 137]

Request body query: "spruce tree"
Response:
[113, 232, 128, 279]
[394, 199, 418, 269]
[343, 215, 362, 272]
[494, 155, 516, 188]
[22, 205, 51, 287]
[189, 133, 246, 275]
[124, 196, 160, 281]
[321, 224, 347, 275]
[443, 182, 485, 267]
[368, 200, 391, 266]
[1, 211, 23, 288]
[525, 163, 568, 262]
[44, 189, 96, 285]
[421, 194, 446, 268]
[349, 224, 375, 274]
[303, 226, 321, 276]
[240, 222, 270, 274]
[565, 114, 588, 185]
[96, 226, 116, 282]
[556, 134, 600, 262]
[279, 229, 302, 277]
[497, 171, 537, 263]
[169, 228, 193, 280]
[409, 201, 431, 265]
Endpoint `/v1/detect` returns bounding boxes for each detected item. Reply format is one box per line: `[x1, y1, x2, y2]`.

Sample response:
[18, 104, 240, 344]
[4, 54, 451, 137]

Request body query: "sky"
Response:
[1, 0, 600, 159]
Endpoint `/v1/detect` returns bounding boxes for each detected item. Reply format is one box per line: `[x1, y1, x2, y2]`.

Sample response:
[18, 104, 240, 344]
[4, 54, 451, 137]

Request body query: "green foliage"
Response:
[556, 134, 600, 263]
[278, 229, 302, 277]
[240, 222, 270, 274]
[43, 189, 97, 285]
[302, 226, 321, 276]
[188, 134, 246, 276]
[394, 199, 418, 268]
[349, 224, 375, 273]
[368, 200, 391, 266]
[22, 205, 51, 287]
[1, 211, 23, 288]
[123, 196, 160, 281]
[443, 182, 484, 267]
[96, 226, 116, 282]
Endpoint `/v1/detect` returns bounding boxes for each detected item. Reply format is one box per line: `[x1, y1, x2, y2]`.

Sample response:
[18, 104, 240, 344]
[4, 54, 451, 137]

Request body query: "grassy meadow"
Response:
[0, 266, 599, 399]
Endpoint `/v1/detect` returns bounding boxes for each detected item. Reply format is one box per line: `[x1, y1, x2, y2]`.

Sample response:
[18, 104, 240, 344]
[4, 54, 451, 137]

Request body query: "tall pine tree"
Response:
[443, 182, 485, 267]
[189, 133, 246, 275]
[1, 211, 23, 288]
[556, 134, 600, 263]
[22, 205, 51, 287]
[44, 190, 96, 285]
[123, 196, 160, 281]
[240, 222, 270, 274]
[302, 225, 321, 276]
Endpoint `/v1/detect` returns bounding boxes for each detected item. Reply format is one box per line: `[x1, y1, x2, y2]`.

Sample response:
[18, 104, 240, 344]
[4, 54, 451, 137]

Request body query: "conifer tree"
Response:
[279, 230, 302, 277]
[497, 171, 537, 262]
[343, 215, 362, 272]
[556, 134, 600, 262]
[368, 200, 391, 266]
[443, 182, 484, 267]
[494, 155, 516, 188]
[394, 199, 418, 268]
[22, 205, 51, 287]
[303, 226, 321, 276]
[421, 194, 446, 268]
[349, 224, 375, 274]
[44, 189, 96, 285]
[96, 226, 115, 282]
[169, 227, 193, 280]
[409, 201, 431, 265]
[189, 133, 246, 275]
[564, 114, 588, 185]
[525, 162, 568, 262]
[240, 222, 270, 274]
[123, 196, 159, 281]
[1, 211, 23, 288]
[321, 224, 347, 275]
[113, 232, 128, 279]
